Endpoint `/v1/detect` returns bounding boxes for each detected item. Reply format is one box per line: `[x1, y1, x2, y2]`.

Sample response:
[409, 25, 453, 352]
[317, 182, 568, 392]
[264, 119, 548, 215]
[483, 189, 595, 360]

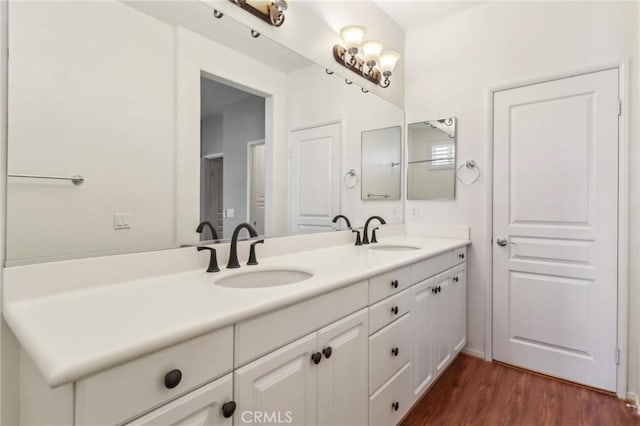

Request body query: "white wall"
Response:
[205, 0, 405, 107]
[404, 1, 640, 395]
[287, 64, 404, 227]
[201, 114, 223, 156]
[6, 2, 177, 263]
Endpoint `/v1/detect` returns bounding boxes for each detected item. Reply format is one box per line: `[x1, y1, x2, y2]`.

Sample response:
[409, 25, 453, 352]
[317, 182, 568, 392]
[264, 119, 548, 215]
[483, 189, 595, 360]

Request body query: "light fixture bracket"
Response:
[228, 0, 286, 27]
[332, 45, 381, 86]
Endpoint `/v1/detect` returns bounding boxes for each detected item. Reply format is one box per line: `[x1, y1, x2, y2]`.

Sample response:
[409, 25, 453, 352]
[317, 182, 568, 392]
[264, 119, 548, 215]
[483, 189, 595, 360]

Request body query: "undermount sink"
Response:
[215, 268, 314, 289]
[368, 245, 421, 251]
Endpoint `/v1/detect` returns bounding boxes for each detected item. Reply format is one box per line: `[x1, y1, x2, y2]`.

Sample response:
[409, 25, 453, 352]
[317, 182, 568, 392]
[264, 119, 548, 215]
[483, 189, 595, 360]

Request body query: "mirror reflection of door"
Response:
[248, 141, 265, 234]
[202, 156, 224, 239]
[200, 76, 266, 239]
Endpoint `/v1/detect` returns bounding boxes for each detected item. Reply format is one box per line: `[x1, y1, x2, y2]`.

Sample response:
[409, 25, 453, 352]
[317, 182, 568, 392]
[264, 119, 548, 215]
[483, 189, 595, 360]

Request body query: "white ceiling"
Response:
[372, 1, 485, 30]
[201, 78, 261, 118]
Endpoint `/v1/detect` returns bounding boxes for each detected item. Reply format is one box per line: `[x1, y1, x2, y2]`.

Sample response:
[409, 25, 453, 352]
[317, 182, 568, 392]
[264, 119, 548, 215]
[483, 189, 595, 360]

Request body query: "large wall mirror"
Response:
[407, 118, 457, 200]
[5, 1, 404, 265]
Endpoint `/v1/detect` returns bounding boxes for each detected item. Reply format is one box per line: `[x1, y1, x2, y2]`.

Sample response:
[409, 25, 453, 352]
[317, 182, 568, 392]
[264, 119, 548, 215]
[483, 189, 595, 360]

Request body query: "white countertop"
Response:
[3, 235, 469, 388]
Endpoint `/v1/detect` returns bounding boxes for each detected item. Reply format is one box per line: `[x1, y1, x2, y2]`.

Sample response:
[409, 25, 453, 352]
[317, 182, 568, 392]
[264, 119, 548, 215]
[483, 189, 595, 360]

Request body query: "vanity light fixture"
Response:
[229, 0, 288, 27]
[333, 26, 400, 88]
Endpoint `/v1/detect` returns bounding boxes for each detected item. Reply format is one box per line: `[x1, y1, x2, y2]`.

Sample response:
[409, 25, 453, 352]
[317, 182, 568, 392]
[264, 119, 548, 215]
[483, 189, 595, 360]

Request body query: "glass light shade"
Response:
[272, 0, 287, 12]
[361, 40, 384, 63]
[379, 51, 401, 73]
[340, 25, 366, 50]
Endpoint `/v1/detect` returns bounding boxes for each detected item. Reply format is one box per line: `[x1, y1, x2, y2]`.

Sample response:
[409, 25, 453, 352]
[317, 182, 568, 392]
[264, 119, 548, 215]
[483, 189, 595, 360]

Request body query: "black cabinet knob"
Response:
[453, 276, 459, 282]
[221, 401, 237, 418]
[432, 287, 436, 294]
[322, 347, 333, 358]
[437, 286, 442, 293]
[391, 306, 399, 315]
[392, 401, 400, 411]
[391, 280, 399, 289]
[391, 347, 399, 357]
[164, 369, 182, 389]
[459, 253, 465, 259]
[311, 352, 322, 364]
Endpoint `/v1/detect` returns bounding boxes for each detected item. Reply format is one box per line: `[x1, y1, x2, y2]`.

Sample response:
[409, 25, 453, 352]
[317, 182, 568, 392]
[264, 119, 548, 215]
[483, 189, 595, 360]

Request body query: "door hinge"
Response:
[615, 347, 621, 365]
[618, 99, 622, 117]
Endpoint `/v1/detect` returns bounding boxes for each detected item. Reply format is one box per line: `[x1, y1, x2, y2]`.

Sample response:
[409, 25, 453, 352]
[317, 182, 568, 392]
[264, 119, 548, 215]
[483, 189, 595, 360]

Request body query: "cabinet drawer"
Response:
[235, 280, 367, 366]
[369, 313, 411, 394]
[75, 326, 233, 426]
[126, 373, 233, 425]
[369, 363, 412, 426]
[452, 246, 467, 265]
[411, 252, 452, 283]
[369, 265, 413, 304]
[369, 289, 410, 335]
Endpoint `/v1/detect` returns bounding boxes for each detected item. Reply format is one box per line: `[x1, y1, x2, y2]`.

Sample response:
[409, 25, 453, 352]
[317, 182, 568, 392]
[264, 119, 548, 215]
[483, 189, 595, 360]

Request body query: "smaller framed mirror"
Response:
[361, 126, 402, 201]
[407, 117, 457, 200]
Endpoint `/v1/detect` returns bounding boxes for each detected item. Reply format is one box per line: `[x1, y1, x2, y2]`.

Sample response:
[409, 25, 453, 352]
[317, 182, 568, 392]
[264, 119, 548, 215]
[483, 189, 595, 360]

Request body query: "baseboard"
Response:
[462, 347, 485, 359]
[626, 392, 640, 413]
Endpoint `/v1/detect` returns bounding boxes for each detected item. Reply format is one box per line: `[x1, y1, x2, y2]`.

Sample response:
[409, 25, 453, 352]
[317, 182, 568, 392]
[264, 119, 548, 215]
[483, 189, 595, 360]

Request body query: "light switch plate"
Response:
[114, 213, 131, 230]
[227, 208, 235, 218]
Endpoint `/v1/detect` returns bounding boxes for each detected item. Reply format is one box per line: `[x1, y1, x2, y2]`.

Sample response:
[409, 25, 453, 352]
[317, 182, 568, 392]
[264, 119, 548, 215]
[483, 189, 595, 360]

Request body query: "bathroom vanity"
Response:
[4, 231, 469, 425]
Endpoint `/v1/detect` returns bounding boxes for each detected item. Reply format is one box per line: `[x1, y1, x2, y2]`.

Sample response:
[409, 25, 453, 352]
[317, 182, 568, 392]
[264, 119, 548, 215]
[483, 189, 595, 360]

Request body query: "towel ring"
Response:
[343, 169, 359, 189]
[456, 160, 480, 185]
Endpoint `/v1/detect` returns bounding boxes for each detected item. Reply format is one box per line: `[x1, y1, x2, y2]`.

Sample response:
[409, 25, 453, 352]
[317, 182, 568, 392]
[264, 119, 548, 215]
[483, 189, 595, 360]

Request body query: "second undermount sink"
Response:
[215, 268, 314, 289]
[368, 244, 421, 252]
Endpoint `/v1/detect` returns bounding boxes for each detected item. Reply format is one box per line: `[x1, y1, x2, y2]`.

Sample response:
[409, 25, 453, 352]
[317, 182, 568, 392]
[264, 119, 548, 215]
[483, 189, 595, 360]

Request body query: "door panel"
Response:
[289, 123, 341, 232]
[234, 334, 317, 426]
[249, 142, 265, 235]
[410, 279, 435, 399]
[317, 309, 368, 426]
[434, 277, 451, 375]
[493, 69, 619, 391]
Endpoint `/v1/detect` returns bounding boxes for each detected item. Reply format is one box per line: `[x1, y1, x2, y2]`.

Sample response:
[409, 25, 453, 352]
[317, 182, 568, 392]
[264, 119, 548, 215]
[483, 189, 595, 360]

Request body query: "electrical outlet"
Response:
[114, 213, 131, 230]
[409, 207, 419, 220]
[227, 208, 235, 218]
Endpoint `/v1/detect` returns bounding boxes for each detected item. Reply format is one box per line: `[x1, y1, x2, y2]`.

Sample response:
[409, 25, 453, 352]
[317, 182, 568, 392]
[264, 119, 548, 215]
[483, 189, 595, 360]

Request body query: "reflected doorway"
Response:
[200, 75, 266, 239]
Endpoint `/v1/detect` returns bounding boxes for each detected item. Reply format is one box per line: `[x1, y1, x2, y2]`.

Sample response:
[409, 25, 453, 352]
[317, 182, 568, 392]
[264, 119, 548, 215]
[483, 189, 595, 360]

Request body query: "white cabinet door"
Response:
[434, 276, 452, 375]
[410, 279, 436, 399]
[234, 333, 318, 426]
[317, 309, 368, 426]
[126, 374, 233, 426]
[450, 267, 467, 354]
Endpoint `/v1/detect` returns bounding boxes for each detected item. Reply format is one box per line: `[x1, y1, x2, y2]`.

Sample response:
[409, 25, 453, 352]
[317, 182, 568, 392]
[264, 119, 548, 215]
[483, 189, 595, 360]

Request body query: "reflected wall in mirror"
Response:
[407, 118, 457, 200]
[5, 1, 404, 265]
[361, 126, 401, 201]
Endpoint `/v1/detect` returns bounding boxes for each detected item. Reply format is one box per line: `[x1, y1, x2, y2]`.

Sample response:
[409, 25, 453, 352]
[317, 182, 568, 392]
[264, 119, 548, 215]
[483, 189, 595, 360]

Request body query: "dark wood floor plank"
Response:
[401, 354, 640, 426]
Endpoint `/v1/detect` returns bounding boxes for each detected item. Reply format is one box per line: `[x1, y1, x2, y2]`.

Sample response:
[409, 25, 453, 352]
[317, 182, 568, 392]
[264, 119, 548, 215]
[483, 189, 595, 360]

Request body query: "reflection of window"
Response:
[429, 141, 455, 169]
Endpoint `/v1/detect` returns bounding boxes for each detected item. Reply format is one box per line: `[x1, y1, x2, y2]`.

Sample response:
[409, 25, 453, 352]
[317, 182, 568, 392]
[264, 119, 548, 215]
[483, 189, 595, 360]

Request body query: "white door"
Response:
[433, 275, 452, 375]
[248, 142, 265, 235]
[410, 279, 436, 399]
[493, 69, 619, 391]
[289, 123, 341, 233]
[317, 309, 369, 426]
[234, 334, 317, 426]
[450, 267, 467, 355]
[127, 374, 233, 426]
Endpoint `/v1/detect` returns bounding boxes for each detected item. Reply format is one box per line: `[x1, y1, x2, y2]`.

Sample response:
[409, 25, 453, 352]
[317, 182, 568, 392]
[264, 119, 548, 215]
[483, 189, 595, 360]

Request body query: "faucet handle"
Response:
[371, 227, 380, 244]
[352, 230, 362, 246]
[247, 240, 265, 265]
[197, 247, 220, 273]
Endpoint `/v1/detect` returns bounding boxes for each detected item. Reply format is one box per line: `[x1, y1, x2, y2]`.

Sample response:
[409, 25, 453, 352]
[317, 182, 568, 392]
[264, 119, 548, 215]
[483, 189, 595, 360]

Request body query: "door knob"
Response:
[496, 238, 508, 247]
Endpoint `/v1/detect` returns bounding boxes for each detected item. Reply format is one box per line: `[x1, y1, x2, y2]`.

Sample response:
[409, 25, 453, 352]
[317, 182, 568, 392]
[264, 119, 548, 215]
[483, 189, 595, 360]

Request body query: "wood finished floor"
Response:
[401, 354, 640, 426]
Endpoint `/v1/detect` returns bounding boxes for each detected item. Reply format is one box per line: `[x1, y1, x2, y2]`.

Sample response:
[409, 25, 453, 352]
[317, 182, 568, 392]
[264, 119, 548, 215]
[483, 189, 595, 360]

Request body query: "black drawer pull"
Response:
[391, 279, 399, 289]
[221, 401, 237, 418]
[311, 352, 322, 364]
[391, 347, 399, 357]
[391, 306, 399, 315]
[459, 253, 465, 259]
[392, 401, 400, 411]
[164, 369, 182, 389]
[453, 276, 459, 282]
